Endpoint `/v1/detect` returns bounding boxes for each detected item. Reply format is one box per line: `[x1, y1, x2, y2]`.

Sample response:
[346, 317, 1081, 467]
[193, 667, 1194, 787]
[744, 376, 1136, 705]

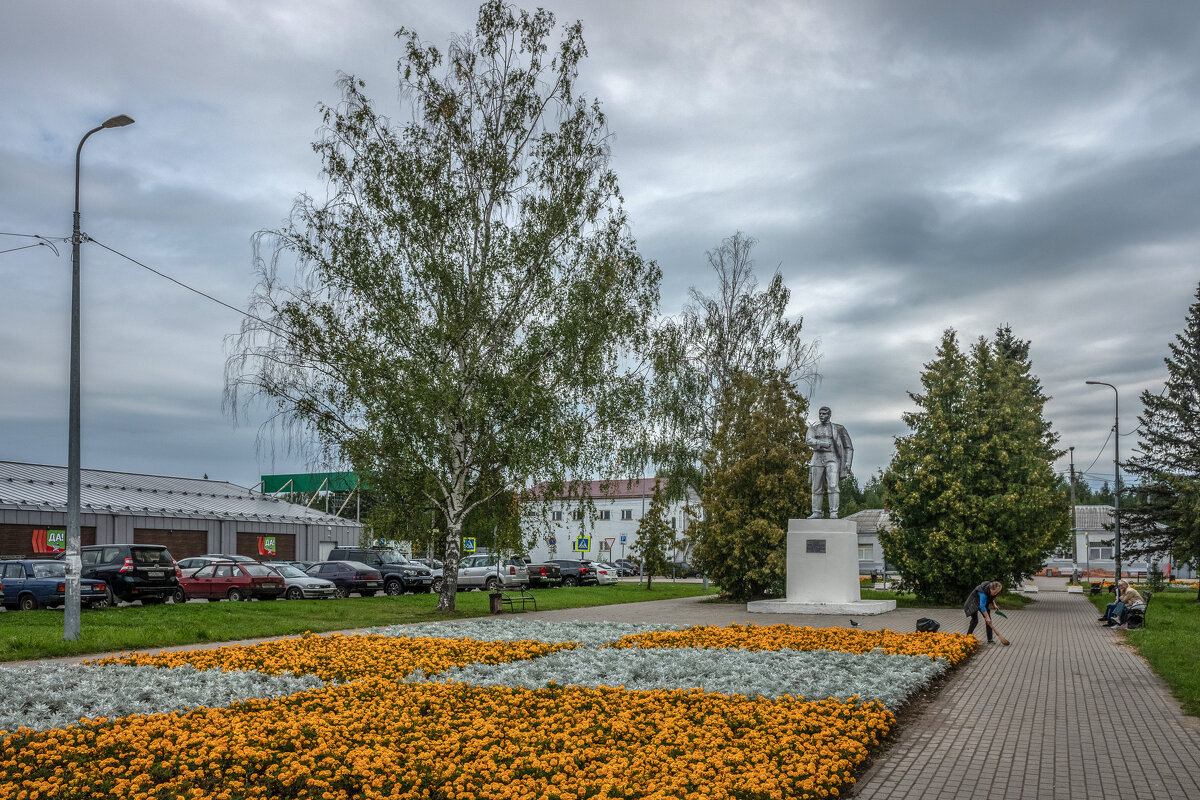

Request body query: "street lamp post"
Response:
[65, 114, 134, 641]
[1085, 381, 1120, 586]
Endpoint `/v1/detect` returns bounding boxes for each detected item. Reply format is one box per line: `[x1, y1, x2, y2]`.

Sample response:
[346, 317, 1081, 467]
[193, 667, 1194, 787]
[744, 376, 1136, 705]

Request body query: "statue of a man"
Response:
[806, 405, 854, 519]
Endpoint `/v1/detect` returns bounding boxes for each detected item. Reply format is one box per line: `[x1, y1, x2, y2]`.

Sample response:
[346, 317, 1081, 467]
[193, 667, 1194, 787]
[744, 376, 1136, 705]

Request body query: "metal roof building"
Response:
[0, 460, 361, 561]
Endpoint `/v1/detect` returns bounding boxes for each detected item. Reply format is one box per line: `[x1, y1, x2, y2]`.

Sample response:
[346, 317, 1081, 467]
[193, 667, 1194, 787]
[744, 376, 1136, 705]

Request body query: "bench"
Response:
[499, 589, 537, 613]
[1123, 591, 1151, 629]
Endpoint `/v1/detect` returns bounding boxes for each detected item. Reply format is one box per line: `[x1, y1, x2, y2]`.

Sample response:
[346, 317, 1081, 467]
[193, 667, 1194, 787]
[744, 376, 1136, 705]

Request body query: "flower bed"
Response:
[0, 621, 975, 799]
[610, 622, 977, 665]
[91, 632, 575, 682]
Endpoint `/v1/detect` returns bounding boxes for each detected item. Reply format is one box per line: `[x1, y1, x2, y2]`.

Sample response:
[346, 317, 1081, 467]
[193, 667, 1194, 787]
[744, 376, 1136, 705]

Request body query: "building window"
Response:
[1089, 545, 1113, 561]
[552, 511, 562, 522]
[598, 510, 611, 521]
[621, 509, 633, 520]
[670, 517, 676, 530]
[572, 509, 583, 521]
[858, 544, 873, 561]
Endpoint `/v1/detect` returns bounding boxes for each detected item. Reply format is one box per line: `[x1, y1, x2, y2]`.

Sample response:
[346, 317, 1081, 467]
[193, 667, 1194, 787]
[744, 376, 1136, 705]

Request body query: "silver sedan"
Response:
[264, 563, 338, 600]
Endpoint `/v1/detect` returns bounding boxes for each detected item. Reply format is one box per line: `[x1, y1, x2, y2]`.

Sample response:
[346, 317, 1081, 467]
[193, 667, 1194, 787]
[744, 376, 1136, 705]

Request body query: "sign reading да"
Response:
[32, 529, 66, 554]
[258, 536, 277, 556]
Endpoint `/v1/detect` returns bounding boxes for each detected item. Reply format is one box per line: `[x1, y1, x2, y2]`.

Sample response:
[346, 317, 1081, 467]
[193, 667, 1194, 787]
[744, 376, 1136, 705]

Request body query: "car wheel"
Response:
[18, 594, 39, 611]
[484, 576, 500, 592]
[384, 579, 404, 596]
[227, 588, 246, 602]
[563, 576, 579, 587]
[88, 597, 110, 610]
[286, 587, 303, 601]
[432, 577, 444, 593]
[335, 586, 349, 599]
[171, 588, 186, 604]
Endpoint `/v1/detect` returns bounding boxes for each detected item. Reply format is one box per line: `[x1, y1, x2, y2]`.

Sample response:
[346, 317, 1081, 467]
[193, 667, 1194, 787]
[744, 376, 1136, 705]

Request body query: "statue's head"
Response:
[818, 406, 831, 422]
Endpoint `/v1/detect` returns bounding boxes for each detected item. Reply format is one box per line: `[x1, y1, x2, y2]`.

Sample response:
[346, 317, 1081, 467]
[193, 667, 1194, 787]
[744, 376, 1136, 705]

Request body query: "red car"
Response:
[178, 562, 285, 602]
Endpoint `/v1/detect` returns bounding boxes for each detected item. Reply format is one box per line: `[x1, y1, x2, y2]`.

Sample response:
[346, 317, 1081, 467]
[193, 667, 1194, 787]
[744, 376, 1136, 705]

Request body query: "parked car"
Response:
[613, 559, 641, 577]
[592, 562, 620, 585]
[78, 544, 180, 605]
[178, 562, 286, 602]
[411, 558, 445, 592]
[327, 548, 434, 595]
[305, 561, 384, 597]
[546, 559, 598, 587]
[1, 559, 110, 611]
[262, 562, 338, 600]
[177, 555, 235, 578]
[666, 561, 701, 579]
[200, 553, 259, 563]
[456, 554, 529, 591]
[524, 560, 563, 588]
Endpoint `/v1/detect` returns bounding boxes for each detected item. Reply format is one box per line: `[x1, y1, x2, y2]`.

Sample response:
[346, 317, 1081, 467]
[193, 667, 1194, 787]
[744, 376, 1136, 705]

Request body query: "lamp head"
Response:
[102, 115, 135, 128]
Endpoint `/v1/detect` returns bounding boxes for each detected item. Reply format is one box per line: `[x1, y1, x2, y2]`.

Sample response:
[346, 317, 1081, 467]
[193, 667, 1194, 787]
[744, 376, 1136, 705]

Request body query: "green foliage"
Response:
[224, 2, 660, 612]
[693, 372, 810, 601]
[648, 232, 819, 502]
[632, 482, 674, 589]
[881, 327, 1069, 605]
[1124, 282, 1200, 600]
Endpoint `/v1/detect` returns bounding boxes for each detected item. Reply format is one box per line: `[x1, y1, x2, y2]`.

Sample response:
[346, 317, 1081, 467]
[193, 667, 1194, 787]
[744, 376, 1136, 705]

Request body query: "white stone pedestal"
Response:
[747, 518, 896, 615]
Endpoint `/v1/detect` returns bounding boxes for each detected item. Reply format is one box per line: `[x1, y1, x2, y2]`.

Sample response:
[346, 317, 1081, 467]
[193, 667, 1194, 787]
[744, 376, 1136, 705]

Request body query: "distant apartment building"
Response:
[521, 478, 699, 564]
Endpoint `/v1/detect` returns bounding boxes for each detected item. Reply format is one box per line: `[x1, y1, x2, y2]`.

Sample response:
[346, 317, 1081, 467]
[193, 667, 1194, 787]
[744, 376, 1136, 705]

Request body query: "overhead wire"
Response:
[87, 237, 292, 339]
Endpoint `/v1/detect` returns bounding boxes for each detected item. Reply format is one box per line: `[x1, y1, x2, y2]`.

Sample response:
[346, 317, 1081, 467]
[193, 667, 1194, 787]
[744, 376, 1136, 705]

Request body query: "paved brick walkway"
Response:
[523, 580, 1200, 799]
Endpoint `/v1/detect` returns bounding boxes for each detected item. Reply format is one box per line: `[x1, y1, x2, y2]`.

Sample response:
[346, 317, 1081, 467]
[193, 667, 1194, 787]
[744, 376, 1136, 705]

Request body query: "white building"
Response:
[521, 478, 699, 564]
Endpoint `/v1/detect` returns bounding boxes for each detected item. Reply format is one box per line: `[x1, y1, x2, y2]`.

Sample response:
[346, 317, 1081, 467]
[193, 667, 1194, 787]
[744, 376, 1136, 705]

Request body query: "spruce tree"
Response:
[632, 482, 673, 590]
[1124, 282, 1200, 600]
[882, 328, 1068, 604]
[693, 371, 809, 601]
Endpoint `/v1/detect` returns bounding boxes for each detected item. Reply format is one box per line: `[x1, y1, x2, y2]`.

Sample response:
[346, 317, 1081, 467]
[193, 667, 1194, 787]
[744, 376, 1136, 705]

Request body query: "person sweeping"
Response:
[963, 580, 1009, 645]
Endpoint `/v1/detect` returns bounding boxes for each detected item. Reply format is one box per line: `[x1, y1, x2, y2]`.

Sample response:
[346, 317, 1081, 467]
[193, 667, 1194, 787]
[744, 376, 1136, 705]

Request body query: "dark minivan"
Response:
[79, 544, 180, 605]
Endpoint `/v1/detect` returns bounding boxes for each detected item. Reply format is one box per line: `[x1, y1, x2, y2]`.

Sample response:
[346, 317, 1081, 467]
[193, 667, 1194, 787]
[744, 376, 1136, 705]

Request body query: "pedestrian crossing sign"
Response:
[463, 537, 476, 553]
[573, 536, 591, 553]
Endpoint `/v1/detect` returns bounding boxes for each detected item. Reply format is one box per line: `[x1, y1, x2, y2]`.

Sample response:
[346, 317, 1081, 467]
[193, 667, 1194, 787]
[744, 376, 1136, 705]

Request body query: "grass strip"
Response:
[0, 583, 714, 663]
[1086, 586, 1200, 717]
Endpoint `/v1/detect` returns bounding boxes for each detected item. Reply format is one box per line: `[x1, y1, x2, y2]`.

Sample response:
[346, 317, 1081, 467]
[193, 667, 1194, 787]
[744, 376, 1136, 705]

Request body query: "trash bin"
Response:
[489, 592, 503, 614]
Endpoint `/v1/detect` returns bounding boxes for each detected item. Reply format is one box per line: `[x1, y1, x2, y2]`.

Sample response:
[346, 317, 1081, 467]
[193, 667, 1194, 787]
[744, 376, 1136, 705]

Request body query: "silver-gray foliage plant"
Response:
[0, 663, 323, 737]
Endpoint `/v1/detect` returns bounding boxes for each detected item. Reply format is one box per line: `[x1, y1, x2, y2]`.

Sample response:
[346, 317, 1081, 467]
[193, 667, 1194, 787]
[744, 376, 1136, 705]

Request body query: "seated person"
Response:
[1099, 580, 1143, 627]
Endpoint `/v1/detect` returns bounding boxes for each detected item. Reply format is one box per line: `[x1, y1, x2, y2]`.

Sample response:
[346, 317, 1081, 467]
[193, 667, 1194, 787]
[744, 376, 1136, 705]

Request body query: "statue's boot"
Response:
[807, 511, 823, 519]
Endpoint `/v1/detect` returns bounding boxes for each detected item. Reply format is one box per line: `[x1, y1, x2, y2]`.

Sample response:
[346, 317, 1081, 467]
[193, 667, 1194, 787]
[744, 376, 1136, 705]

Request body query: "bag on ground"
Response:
[915, 617, 940, 632]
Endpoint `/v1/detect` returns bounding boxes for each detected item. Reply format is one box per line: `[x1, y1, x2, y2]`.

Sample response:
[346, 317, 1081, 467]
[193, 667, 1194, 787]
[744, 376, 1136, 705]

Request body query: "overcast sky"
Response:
[2, 0, 1197, 494]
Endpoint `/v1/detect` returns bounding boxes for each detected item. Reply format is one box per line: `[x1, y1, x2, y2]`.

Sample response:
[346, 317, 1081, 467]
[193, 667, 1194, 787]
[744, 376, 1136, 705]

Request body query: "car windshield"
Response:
[33, 563, 66, 578]
[274, 565, 305, 578]
[375, 550, 409, 564]
[243, 564, 274, 576]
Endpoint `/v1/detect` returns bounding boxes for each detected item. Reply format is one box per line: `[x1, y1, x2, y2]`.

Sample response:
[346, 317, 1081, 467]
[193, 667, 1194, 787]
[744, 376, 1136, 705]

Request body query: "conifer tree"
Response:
[632, 482, 673, 589]
[882, 328, 1068, 604]
[693, 371, 809, 601]
[1124, 282, 1200, 600]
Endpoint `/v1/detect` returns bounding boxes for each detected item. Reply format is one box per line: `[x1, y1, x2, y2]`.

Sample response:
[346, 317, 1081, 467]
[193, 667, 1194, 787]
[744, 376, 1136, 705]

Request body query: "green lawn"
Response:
[0, 583, 715, 663]
[1086, 585, 1200, 716]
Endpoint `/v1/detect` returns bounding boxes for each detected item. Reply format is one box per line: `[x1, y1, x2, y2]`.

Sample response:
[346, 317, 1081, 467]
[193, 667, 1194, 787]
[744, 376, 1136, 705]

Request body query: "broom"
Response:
[986, 614, 1010, 646]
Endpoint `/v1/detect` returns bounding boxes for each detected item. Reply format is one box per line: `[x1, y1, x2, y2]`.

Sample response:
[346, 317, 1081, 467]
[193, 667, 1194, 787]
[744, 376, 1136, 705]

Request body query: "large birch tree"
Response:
[225, 2, 659, 610]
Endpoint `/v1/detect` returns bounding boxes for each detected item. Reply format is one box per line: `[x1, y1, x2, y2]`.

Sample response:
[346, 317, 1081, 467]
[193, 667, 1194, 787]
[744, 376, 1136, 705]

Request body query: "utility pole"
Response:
[1069, 446, 1078, 568]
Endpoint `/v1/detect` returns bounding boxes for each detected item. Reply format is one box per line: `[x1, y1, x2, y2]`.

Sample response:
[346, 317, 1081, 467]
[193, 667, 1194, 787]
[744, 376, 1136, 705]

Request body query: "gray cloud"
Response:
[2, 0, 1196, 495]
